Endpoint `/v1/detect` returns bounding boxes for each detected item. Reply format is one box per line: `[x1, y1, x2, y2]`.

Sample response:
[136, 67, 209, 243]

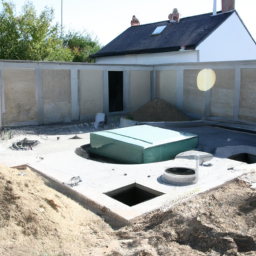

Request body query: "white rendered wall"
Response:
[196, 12, 256, 62]
[95, 50, 198, 65]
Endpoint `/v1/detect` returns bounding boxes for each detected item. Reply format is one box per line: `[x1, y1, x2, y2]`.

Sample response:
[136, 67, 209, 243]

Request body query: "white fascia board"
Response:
[95, 50, 198, 65]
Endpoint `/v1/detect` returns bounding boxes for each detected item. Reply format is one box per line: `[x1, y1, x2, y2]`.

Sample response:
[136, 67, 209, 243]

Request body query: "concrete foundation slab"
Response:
[28, 148, 247, 228]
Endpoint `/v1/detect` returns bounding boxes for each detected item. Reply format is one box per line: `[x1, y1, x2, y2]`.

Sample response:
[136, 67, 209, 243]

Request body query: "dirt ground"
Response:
[116, 178, 256, 256]
[132, 98, 190, 122]
[0, 164, 119, 256]
[1, 163, 256, 256]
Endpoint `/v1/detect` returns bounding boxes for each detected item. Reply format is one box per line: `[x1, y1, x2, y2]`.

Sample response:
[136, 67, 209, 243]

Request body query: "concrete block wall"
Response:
[156, 70, 177, 106]
[4, 69, 37, 125]
[130, 71, 151, 113]
[0, 61, 153, 126]
[155, 60, 256, 122]
[42, 69, 71, 124]
[79, 70, 103, 122]
[239, 69, 256, 122]
[1, 59, 256, 127]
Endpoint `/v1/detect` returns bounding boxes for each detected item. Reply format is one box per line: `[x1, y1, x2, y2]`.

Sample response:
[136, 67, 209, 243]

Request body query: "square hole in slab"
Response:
[228, 153, 256, 164]
[105, 184, 164, 207]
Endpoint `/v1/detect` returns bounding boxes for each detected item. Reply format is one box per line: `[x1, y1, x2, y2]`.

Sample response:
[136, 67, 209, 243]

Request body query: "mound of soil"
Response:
[116, 179, 256, 256]
[132, 98, 190, 122]
[0, 164, 118, 256]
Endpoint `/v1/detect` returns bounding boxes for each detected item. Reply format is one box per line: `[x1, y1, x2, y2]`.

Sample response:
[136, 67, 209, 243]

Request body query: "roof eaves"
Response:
[91, 46, 197, 58]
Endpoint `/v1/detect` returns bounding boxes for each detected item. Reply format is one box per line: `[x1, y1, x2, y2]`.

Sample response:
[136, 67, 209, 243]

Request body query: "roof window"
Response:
[151, 25, 166, 36]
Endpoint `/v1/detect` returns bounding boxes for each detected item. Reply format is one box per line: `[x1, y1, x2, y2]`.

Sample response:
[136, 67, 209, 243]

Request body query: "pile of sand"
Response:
[132, 98, 190, 122]
[0, 164, 118, 256]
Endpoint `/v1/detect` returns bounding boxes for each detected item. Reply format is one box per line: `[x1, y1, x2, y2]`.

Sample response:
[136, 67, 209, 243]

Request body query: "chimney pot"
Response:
[131, 15, 140, 26]
[168, 8, 180, 23]
[222, 0, 235, 13]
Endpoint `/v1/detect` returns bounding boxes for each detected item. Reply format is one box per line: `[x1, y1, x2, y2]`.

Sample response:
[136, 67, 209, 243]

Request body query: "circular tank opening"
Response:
[165, 167, 195, 175]
[162, 167, 197, 185]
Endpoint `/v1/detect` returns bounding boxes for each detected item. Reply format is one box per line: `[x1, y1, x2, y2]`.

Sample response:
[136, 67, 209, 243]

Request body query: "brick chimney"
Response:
[222, 0, 235, 13]
[131, 15, 140, 26]
[168, 8, 180, 23]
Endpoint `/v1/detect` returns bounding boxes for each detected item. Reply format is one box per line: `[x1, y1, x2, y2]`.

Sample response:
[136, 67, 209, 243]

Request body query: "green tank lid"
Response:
[90, 125, 198, 164]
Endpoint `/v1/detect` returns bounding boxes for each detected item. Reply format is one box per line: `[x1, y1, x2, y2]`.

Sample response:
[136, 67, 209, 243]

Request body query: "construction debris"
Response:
[11, 138, 39, 151]
[64, 176, 82, 187]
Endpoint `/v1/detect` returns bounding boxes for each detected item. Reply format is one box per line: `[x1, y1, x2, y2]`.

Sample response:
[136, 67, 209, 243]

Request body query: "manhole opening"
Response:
[105, 184, 164, 207]
[228, 153, 256, 164]
[165, 167, 195, 175]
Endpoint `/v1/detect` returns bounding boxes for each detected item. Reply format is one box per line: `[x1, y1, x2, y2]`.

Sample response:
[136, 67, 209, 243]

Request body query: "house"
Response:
[92, 0, 256, 65]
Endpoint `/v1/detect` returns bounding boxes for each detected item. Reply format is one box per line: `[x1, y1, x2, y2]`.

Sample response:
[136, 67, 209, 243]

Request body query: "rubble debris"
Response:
[11, 138, 39, 150]
[64, 176, 82, 187]
[0, 126, 13, 140]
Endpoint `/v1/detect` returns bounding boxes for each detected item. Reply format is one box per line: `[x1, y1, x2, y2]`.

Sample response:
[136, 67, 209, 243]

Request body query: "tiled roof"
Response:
[92, 11, 234, 58]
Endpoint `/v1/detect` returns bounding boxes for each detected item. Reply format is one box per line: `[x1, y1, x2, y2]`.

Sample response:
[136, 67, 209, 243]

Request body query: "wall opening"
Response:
[108, 71, 123, 112]
[105, 184, 163, 207]
[228, 153, 256, 164]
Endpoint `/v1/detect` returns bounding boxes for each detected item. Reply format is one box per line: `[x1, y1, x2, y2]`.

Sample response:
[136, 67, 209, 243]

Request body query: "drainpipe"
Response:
[213, 0, 217, 15]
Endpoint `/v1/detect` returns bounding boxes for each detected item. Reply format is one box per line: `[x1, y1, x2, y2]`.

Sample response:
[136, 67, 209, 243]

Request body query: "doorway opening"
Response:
[108, 71, 123, 112]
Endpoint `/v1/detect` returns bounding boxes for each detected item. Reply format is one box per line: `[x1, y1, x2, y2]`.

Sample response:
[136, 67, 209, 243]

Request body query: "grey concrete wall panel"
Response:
[35, 68, 44, 125]
[130, 71, 151, 113]
[176, 69, 184, 110]
[156, 70, 177, 106]
[150, 70, 156, 100]
[239, 69, 256, 122]
[42, 69, 71, 124]
[71, 68, 79, 121]
[210, 69, 235, 118]
[183, 70, 205, 116]
[79, 70, 103, 122]
[4, 69, 37, 125]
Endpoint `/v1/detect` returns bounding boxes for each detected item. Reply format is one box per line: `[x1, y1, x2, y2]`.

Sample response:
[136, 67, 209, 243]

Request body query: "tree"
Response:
[0, 1, 101, 62]
[63, 31, 101, 63]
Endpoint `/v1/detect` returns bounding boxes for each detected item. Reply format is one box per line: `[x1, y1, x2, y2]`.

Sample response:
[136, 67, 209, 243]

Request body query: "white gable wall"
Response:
[196, 12, 256, 62]
[95, 50, 198, 65]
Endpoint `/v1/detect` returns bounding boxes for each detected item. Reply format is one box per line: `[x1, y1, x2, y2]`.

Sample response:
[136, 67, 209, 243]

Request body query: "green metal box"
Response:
[90, 125, 198, 164]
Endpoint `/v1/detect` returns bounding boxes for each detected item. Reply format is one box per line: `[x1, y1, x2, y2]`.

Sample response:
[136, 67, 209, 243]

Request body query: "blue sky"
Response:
[0, 0, 255, 46]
